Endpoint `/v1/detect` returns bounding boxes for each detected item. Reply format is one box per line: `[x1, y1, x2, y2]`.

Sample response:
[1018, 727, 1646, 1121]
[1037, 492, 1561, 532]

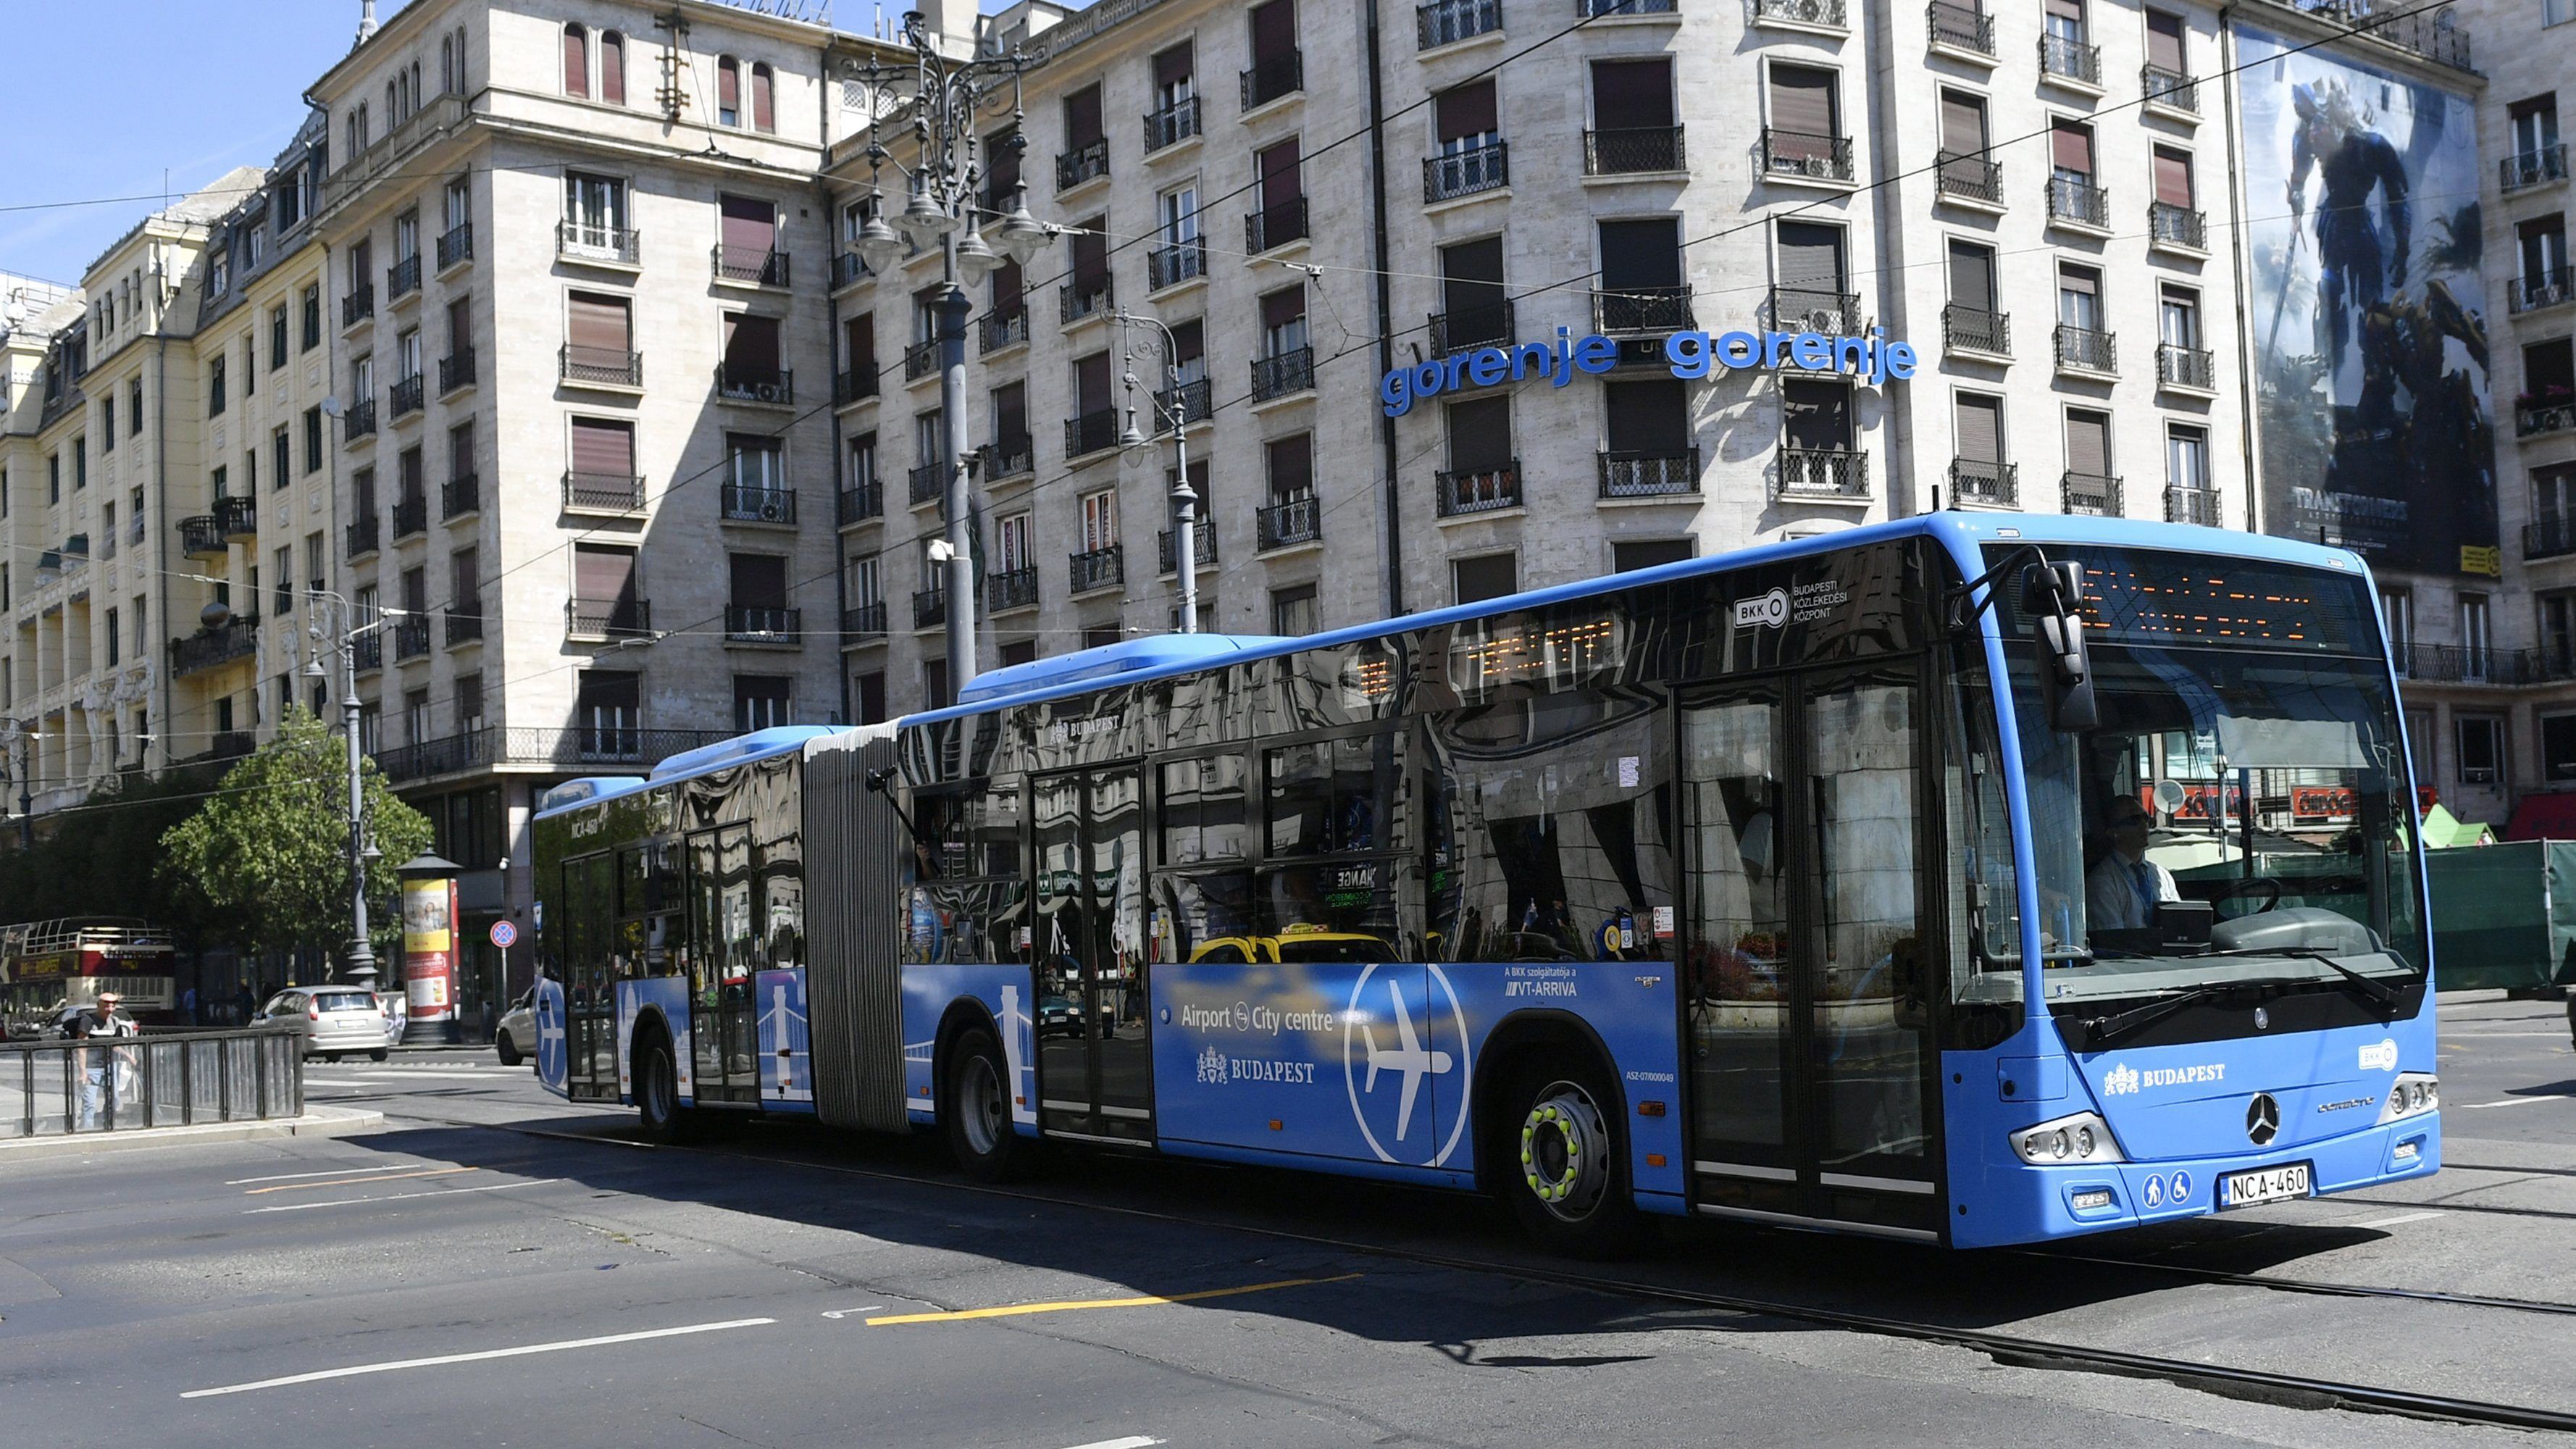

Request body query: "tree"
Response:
[159, 709, 432, 962]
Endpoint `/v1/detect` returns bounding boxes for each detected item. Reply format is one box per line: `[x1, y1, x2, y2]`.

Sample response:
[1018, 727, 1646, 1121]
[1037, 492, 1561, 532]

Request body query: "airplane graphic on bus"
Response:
[1357, 980, 1452, 1143]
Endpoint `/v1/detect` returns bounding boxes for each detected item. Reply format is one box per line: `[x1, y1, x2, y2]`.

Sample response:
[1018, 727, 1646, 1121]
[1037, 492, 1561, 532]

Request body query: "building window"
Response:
[1079, 487, 1120, 552]
[2165, 422, 2206, 492]
[2545, 714, 2576, 781]
[854, 670, 887, 724]
[1597, 217, 1685, 331]
[563, 24, 589, 98]
[576, 672, 641, 756]
[1613, 539, 1692, 572]
[301, 283, 322, 351]
[1452, 552, 1517, 604]
[1762, 62, 1843, 178]
[1270, 582, 1319, 635]
[924, 658, 953, 711]
[2456, 716, 2504, 785]
[735, 675, 792, 732]
[717, 56, 742, 127]
[2461, 592, 2493, 678]
[100, 394, 115, 453]
[272, 426, 291, 491]
[601, 30, 626, 107]
[1952, 391, 2006, 503]
[209, 355, 227, 416]
[564, 173, 629, 251]
[750, 62, 776, 133]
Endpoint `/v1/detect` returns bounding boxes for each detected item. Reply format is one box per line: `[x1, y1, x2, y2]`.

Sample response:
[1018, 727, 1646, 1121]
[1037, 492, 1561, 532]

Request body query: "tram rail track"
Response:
[385, 1107, 2576, 1435]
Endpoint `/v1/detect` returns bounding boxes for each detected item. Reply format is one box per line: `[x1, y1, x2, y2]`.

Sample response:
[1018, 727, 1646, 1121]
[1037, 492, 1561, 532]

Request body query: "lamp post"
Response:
[1116, 312, 1200, 633]
[850, 12, 1049, 699]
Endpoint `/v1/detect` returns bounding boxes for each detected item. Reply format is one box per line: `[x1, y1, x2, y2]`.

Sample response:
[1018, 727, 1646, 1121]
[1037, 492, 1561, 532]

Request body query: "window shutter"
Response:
[1954, 395, 2002, 464]
[1172, 319, 1205, 365]
[1774, 221, 1845, 289]
[719, 194, 774, 254]
[2045, 0, 2083, 20]
[1947, 241, 1996, 309]
[575, 545, 633, 604]
[995, 383, 1026, 439]
[1605, 380, 1689, 453]
[1252, 0, 1296, 59]
[1267, 433, 1313, 495]
[2059, 264, 2099, 298]
[2145, 10, 2184, 72]
[2050, 121, 2093, 173]
[1766, 64, 1835, 137]
[1434, 80, 1497, 141]
[1258, 140, 1302, 206]
[1446, 396, 1513, 472]
[601, 33, 625, 104]
[2065, 411, 2110, 476]
[564, 27, 588, 97]
[731, 554, 787, 609]
[1939, 91, 1984, 152]
[1260, 285, 1306, 331]
[1074, 351, 1112, 412]
[1153, 43, 1193, 88]
[1065, 85, 1104, 145]
[1597, 218, 1681, 289]
[1071, 229, 1108, 286]
[1590, 61, 1673, 130]
[751, 64, 774, 132]
[719, 58, 740, 117]
[570, 417, 635, 477]
[724, 314, 780, 372]
[2153, 148, 2194, 205]
[567, 293, 630, 351]
[1781, 379, 1852, 450]
[992, 262, 1023, 315]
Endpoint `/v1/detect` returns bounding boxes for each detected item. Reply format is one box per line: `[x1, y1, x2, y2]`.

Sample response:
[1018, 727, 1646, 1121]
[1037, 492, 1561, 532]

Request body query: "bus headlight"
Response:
[2378, 1072, 2438, 1124]
[2013, 1111, 2124, 1165]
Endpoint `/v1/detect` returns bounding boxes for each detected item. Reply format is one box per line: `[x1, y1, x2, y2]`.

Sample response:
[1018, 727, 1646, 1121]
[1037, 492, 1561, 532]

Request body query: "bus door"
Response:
[1681, 664, 1939, 1235]
[687, 825, 759, 1104]
[561, 853, 620, 1102]
[1029, 767, 1155, 1141]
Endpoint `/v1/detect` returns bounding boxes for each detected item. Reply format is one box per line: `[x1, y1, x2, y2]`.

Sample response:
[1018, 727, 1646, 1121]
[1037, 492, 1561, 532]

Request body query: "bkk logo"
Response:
[2358, 1037, 2399, 1072]
[1380, 325, 1920, 417]
[1733, 588, 1791, 630]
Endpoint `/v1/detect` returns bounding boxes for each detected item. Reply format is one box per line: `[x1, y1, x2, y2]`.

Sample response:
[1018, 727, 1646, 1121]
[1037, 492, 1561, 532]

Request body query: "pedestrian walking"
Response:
[180, 985, 198, 1026]
[235, 983, 257, 1026]
[72, 992, 139, 1129]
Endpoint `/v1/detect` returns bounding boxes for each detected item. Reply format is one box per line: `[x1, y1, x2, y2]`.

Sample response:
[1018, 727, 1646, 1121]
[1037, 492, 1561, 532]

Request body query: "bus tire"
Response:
[369, 1048, 389, 1063]
[943, 1027, 1023, 1182]
[635, 1027, 695, 1143]
[1499, 1064, 1644, 1259]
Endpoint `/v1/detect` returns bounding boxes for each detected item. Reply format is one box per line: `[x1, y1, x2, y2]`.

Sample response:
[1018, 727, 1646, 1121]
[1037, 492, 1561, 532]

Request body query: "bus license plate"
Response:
[2219, 1163, 2312, 1208]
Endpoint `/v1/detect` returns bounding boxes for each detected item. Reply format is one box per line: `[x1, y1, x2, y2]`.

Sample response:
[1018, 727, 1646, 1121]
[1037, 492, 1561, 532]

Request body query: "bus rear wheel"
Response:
[1500, 1066, 1643, 1258]
[943, 1027, 1023, 1182]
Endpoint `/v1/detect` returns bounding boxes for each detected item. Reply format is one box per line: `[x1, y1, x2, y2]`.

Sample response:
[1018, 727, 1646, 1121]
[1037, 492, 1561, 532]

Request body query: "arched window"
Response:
[750, 62, 776, 133]
[564, 23, 590, 99]
[386, 79, 399, 124]
[454, 26, 469, 91]
[440, 36, 453, 94]
[717, 56, 741, 127]
[601, 31, 626, 107]
[411, 62, 422, 111]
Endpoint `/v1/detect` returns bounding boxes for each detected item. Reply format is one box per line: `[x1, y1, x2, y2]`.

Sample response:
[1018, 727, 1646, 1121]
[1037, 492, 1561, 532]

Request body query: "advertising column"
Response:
[397, 853, 463, 1044]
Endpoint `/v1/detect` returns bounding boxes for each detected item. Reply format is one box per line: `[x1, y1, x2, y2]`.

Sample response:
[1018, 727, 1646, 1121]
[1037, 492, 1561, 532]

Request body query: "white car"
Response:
[495, 988, 538, 1068]
[255, 986, 391, 1061]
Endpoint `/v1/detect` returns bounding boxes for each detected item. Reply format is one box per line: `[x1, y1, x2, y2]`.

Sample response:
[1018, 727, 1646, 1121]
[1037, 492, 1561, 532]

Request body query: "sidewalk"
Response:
[0, 1105, 385, 1164]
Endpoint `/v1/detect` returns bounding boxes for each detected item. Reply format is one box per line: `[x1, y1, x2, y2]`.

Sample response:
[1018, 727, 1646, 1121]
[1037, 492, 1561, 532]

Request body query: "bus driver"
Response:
[2088, 797, 2179, 932]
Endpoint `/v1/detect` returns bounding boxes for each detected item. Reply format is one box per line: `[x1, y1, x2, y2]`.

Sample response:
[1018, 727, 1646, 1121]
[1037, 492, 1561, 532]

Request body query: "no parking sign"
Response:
[489, 919, 518, 950]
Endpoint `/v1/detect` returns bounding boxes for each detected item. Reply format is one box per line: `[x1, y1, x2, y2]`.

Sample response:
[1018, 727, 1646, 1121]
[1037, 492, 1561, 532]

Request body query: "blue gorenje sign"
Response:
[1380, 325, 1919, 417]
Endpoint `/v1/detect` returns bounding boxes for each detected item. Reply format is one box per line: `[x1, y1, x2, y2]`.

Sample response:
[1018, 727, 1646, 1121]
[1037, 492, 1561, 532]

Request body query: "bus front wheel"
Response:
[635, 1030, 693, 1143]
[943, 1027, 1023, 1182]
[1500, 1066, 1644, 1258]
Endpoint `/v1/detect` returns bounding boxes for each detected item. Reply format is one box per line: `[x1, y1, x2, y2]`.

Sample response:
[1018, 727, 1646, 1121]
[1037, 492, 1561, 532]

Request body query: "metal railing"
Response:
[1156, 527, 1218, 575]
[1927, 0, 1994, 54]
[1241, 50, 1303, 109]
[351, 631, 382, 672]
[2339, 6, 2472, 72]
[1245, 197, 1310, 252]
[1143, 96, 1201, 153]
[344, 397, 378, 440]
[910, 461, 949, 506]
[1593, 285, 1693, 334]
[986, 431, 1037, 477]
[178, 514, 226, 560]
[835, 367, 878, 405]
[2157, 342, 2215, 391]
[1425, 140, 1510, 202]
[716, 364, 793, 405]
[1777, 447, 1868, 499]
[725, 605, 800, 643]
[912, 586, 948, 629]
[722, 483, 798, 525]
[1057, 137, 1112, 193]
[840, 481, 883, 525]
[1762, 128, 1854, 182]
[393, 614, 432, 660]
[904, 339, 940, 383]
[2149, 201, 2207, 250]
[2512, 265, 2575, 315]
[2162, 484, 2217, 526]
[1771, 285, 1860, 334]
[1599, 448, 1699, 498]
[1948, 457, 2017, 507]
[390, 373, 424, 417]
[440, 473, 480, 520]
[842, 601, 888, 638]
[1943, 303, 2009, 356]
[437, 222, 473, 270]
[989, 566, 1041, 611]
[438, 348, 475, 393]
[217, 495, 257, 541]
[2054, 325, 2117, 374]
[1250, 346, 1315, 401]
[346, 514, 380, 558]
[1258, 494, 1323, 551]
[2519, 396, 2576, 438]
[444, 607, 483, 647]
[1437, 463, 1522, 517]
[0, 1029, 301, 1139]
[1069, 543, 1126, 593]
[1419, 0, 1502, 48]
[711, 244, 790, 285]
[1060, 277, 1114, 325]
[376, 727, 733, 781]
[2047, 175, 2109, 227]
[561, 343, 641, 388]
[171, 614, 259, 676]
[2063, 470, 2121, 516]
[566, 598, 652, 641]
[1155, 380, 1212, 426]
[1584, 125, 1684, 175]
[1429, 302, 1513, 356]
[1578, 0, 1676, 14]
[342, 285, 374, 328]
[1066, 409, 1120, 459]
[1149, 238, 1208, 289]
[562, 470, 645, 512]
[2141, 64, 2196, 112]
[1935, 151, 2004, 205]
[2039, 33, 2100, 85]
[830, 251, 869, 290]
[980, 309, 1030, 353]
[1755, 0, 1844, 24]
[559, 220, 640, 265]
[392, 494, 428, 538]
[2501, 143, 2569, 193]
[2392, 643, 2535, 685]
[2525, 513, 2576, 561]
[388, 254, 421, 300]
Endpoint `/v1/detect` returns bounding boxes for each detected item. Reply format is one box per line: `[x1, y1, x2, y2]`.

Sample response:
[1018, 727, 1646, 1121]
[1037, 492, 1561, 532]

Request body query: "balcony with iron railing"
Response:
[393, 614, 432, 661]
[1425, 141, 1510, 202]
[1437, 462, 1521, 517]
[1578, 0, 1677, 14]
[1250, 346, 1315, 402]
[980, 309, 1030, 354]
[2063, 470, 2122, 516]
[1947, 457, 2017, 507]
[711, 244, 789, 286]
[1926, 0, 1994, 56]
[392, 493, 429, 538]
[725, 605, 800, 643]
[346, 513, 380, 559]
[2163, 484, 2217, 525]
[2502, 143, 2569, 193]
[388, 254, 421, 301]
[1777, 447, 1869, 501]
[1770, 284, 1860, 334]
[2520, 391, 2576, 439]
[1154, 379, 1212, 427]
[910, 460, 949, 507]
[342, 284, 375, 329]
[561, 343, 641, 388]
[829, 251, 870, 291]
[2141, 64, 2196, 114]
[343, 397, 378, 441]
[566, 597, 652, 642]
[216, 494, 256, 542]
[716, 364, 793, 406]
[178, 514, 227, 561]
[1143, 96, 1201, 153]
[171, 614, 259, 677]
[840, 480, 883, 526]
[1754, 0, 1846, 26]
[1593, 285, 1693, 335]
[1761, 128, 1854, 183]
[2157, 342, 2216, 392]
[904, 339, 940, 383]
[1060, 276, 1114, 325]
[1258, 493, 1323, 551]
[1599, 448, 1700, 499]
[2053, 325, 2117, 376]
[442, 472, 480, 519]
[1583, 125, 1685, 176]
[1148, 237, 1208, 290]
[1066, 409, 1120, 460]
[2149, 201, 2207, 251]
[2512, 265, 2575, 316]
[842, 600, 888, 638]
[1069, 543, 1125, 594]
[1933, 151, 2004, 207]
[1156, 527, 1218, 575]
[911, 585, 953, 630]
[1245, 197, 1310, 253]
[835, 365, 878, 406]
[2391, 644, 2537, 685]
[2039, 33, 2101, 86]
[351, 631, 382, 672]
[1241, 50, 1303, 109]
[2525, 513, 2576, 561]
[436, 221, 473, 271]
[1418, 0, 1502, 48]
[722, 483, 798, 525]
[2046, 175, 2110, 229]
[1942, 303, 2010, 358]
[2311, 3, 2472, 73]
[1429, 301, 1513, 356]
[438, 348, 475, 393]
[989, 566, 1041, 611]
[390, 373, 424, 419]
[1055, 135, 1111, 193]
[558, 220, 641, 265]
[986, 430, 1037, 479]
[562, 469, 644, 513]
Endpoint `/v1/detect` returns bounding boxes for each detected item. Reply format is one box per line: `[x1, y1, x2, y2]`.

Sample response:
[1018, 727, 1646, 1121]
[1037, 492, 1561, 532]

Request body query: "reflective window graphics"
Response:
[1027, 769, 1153, 1136]
[687, 824, 758, 1101]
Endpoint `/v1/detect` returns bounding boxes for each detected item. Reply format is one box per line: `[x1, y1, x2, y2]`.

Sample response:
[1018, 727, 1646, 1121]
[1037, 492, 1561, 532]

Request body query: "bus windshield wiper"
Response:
[2073, 983, 2231, 1048]
[2192, 945, 2401, 1008]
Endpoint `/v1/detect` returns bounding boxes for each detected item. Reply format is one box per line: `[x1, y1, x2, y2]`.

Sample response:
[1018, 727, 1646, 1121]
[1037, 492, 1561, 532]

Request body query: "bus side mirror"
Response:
[2020, 561, 2099, 732]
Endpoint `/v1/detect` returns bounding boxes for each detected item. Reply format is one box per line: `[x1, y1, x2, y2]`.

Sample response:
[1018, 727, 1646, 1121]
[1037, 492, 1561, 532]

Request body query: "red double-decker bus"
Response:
[0, 918, 179, 1032]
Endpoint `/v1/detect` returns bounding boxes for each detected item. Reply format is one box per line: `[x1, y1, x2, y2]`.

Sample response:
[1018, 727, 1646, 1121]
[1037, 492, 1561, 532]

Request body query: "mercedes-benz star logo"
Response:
[2246, 1092, 2281, 1147]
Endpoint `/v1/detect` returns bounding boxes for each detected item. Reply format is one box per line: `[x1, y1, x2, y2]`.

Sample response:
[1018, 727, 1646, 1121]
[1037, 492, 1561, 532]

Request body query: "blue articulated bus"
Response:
[530, 511, 2438, 1250]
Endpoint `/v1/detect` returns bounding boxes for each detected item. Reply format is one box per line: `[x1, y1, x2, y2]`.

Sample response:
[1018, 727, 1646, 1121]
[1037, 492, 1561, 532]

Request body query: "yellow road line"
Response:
[866, 1272, 1362, 1327]
[243, 1166, 477, 1195]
